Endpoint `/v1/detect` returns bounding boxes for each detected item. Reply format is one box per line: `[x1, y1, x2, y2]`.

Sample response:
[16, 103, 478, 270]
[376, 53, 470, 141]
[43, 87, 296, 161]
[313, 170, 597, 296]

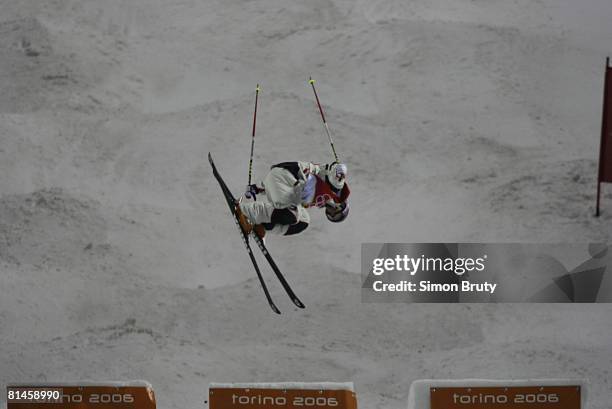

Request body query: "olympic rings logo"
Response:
[314, 193, 333, 208]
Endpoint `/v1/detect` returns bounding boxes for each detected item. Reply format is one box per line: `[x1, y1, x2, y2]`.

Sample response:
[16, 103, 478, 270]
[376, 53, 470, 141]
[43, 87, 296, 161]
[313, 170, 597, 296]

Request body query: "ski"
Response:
[208, 152, 281, 314]
[251, 233, 306, 309]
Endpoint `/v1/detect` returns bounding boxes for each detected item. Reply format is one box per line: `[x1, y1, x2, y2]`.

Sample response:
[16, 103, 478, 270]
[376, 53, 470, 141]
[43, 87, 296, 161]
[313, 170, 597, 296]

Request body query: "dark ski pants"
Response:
[263, 208, 308, 236]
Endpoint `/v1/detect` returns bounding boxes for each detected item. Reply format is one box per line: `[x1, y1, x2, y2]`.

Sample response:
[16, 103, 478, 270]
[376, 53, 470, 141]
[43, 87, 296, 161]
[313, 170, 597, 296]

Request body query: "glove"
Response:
[245, 184, 264, 199]
[327, 163, 347, 179]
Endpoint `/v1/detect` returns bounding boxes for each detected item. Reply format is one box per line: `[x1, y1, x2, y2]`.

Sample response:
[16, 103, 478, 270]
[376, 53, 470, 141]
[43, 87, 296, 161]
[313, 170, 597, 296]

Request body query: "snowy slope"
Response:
[1, 0, 612, 408]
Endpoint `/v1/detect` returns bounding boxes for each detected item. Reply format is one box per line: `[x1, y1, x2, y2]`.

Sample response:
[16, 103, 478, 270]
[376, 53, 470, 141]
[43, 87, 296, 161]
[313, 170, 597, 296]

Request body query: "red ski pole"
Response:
[245, 84, 260, 200]
[309, 77, 340, 163]
[248, 84, 260, 186]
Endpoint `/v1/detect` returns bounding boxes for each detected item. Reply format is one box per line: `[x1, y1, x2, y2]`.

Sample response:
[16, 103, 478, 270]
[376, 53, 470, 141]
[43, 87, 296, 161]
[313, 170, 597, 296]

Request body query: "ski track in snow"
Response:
[1, 0, 612, 408]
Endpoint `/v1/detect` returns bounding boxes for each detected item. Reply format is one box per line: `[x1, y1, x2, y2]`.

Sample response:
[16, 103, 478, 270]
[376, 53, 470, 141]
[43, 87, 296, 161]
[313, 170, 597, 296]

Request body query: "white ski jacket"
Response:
[262, 161, 325, 208]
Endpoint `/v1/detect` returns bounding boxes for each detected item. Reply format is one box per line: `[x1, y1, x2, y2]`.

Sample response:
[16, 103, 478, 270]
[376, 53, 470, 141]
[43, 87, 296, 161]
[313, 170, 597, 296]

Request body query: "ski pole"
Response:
[309, 77, 339, 163]
[246, 84, 260, 199]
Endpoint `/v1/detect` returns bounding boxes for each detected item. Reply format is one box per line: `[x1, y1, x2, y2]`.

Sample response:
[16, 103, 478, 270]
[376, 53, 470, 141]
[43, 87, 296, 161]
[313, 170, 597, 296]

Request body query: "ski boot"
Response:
[235, 201, 266, 239]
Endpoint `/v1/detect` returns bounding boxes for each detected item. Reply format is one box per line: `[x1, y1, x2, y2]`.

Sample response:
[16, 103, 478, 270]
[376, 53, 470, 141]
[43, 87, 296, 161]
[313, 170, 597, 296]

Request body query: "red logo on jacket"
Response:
[312, 176, 350, 208]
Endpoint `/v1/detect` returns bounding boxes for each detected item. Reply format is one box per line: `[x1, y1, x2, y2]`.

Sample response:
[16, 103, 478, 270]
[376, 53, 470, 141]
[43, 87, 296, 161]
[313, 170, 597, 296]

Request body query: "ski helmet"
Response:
[327, 163, 347, 190]
[325, 201, 349, 223]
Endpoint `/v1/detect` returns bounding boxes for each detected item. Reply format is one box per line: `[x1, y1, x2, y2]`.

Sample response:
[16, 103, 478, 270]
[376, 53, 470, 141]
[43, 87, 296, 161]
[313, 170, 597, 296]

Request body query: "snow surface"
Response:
[209, 382, 354, 391]
[5, 380, 153, 387]
[1, 0, 612, 408]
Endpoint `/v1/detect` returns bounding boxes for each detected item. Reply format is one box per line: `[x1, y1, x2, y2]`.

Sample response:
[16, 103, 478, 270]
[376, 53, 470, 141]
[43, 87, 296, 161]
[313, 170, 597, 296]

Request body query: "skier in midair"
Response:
[235, 161, 349, 238]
